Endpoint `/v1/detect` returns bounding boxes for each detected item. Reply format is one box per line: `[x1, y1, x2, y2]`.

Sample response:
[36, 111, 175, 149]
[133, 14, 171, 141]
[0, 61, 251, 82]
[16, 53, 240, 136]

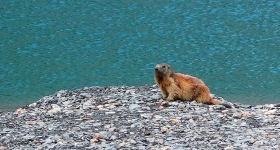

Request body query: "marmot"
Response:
[154, 63, 231, 108]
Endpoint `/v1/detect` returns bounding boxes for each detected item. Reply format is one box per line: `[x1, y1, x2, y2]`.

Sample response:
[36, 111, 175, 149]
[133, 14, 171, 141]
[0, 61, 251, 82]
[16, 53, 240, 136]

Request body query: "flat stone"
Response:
[161, 126, 168, 133]
[157, 138, 164, 144]
[50, 103, 59, 107]
[240, 122, 247, 126]
[105, 111, 116, 115]
[92, 123, 102, 127]
[110, 135, 118, 140]
[90, 133, 106, 143]
[83, 100, 92, 106]
[154, 115, 163, 120]
[242, 105, 252, 108]
[150, 94, 160, 99]
[146, 137, 155, 143]
[140, 113, 151, 119]
[178, 103, 185, 109]
[0, 146, 7, 150]
[25, 120, 37, 125]
[22, 135, 35, 140]
[170, 118, 180, 124]
[80, 93, 92, 98]
[14, 108, 26, 115]
[99, 131, 111, 138]
[253, 140, 264, 147]
[129, 104, 141, 111]
[2, 128, 11, 133]
[48, 107, 61, 114]
[130, 122, 143, 128]
[151, 89, 158, 92]
[108, 127, 117, 132]
[29, 103, 37, 108]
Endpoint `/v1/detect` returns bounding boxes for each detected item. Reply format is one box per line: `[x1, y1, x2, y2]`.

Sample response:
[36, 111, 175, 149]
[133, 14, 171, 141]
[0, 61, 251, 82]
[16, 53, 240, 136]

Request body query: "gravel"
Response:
[0, 85, 279, 149]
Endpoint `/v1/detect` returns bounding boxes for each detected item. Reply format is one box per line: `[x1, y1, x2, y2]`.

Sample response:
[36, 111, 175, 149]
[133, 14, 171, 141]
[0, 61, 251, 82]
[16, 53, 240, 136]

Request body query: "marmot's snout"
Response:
[154, 65, 161, 72]
[155, 67, 159, 71]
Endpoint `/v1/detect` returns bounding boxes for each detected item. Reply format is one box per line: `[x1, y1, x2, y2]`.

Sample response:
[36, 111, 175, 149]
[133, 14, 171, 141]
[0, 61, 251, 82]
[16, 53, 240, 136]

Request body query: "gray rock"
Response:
[110, 135, 118, 140]
[140, 113, 151, 119]
[0, 146, 8, 150]
[92, 123, 102, 127]
[153, 115, 163, 121]
[37, 121, 46, 127]
[22, 135, 35, 140]
[131, 122, 143, 128]
[99, 131, 111, 139]
[80, 93, 92, 98]
[129, 104, 141, 111]
[45, 138, 52, 144]
[48, 107, 61, 114]
[105, 111, 116, 115]
[146, 137, 155, 143]
[151, 89, 158, 92]
[2, 128, 11, 133]
[150, 94, 161, 100]
[253, 140, 264, 147]
[178, 103, 185, 109]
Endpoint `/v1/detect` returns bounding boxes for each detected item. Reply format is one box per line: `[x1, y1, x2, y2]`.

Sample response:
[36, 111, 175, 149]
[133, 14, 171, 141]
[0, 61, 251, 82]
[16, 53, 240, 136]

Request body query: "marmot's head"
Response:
[154, 63, 174, 77]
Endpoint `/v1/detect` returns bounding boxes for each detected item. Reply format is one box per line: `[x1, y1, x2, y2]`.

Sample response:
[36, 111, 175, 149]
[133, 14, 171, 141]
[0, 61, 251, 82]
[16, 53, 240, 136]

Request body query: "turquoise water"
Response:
[1, 0, 280, 111]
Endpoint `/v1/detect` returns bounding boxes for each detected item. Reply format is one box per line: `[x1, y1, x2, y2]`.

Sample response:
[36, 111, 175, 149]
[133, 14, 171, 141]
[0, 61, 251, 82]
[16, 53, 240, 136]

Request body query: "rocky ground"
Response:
[0, 85, 279, 150]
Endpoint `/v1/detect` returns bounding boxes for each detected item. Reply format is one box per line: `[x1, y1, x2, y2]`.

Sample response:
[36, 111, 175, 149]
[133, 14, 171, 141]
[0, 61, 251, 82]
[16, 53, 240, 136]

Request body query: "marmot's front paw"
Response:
[161, 93, 167, 99]
[166, 96, 174, 101]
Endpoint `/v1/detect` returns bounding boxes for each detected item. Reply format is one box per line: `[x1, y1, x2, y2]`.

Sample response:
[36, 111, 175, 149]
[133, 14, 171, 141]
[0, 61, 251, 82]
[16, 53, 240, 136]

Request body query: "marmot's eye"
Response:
[162, 66, 166, 69]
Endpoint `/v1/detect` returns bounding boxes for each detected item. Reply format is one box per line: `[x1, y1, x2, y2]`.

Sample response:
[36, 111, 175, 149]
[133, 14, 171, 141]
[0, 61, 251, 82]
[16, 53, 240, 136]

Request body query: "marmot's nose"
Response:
[155, 67, 158, 71]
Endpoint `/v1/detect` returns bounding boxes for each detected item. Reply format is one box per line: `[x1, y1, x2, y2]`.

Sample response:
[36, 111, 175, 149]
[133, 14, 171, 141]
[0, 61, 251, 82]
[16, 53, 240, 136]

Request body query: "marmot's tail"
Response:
[210, 98, 232, 108]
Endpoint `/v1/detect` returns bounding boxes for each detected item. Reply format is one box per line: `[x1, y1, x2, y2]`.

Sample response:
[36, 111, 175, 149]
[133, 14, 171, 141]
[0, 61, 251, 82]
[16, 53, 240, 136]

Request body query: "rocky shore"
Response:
[0, 85, 279, 150]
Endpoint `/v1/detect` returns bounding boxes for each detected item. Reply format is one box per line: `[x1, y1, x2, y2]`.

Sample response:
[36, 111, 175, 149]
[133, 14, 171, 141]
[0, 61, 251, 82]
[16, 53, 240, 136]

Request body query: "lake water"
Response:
[1, 0, 280, 111]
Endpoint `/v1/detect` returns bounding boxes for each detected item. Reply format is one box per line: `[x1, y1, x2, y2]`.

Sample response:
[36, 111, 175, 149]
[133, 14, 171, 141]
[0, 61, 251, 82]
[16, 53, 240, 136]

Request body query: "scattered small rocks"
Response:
[0, 85, 279, 149]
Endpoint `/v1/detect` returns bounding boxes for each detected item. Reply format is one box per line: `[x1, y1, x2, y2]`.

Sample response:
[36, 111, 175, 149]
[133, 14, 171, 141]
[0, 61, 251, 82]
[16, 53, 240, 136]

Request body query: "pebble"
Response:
[48, 107, 61, 114]
[0, 147, 7, 150]
[154, 115, 163, 120]
[161, 126, 169, 133]
[129, 104, 141, 111]
[178, 103, 185, 109]
[45, 138, 52, 144]
[105, 111, 116, 115]
[150, 94, 161, 100]
[0, 85, 279, 149]
[170, 118, 180, 124]
[80, 93, 92, 98]
[140, 113, 151, 119]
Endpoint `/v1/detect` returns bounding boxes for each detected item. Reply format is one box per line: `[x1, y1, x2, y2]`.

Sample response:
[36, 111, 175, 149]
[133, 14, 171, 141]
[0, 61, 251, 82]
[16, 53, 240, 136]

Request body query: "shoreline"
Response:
[0, 85, 279, 149]
[0, 87, 278, 113]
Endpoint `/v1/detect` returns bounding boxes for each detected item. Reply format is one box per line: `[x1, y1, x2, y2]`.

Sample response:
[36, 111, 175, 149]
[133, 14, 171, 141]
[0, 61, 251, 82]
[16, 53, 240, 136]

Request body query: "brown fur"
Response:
[154, 63, 231, 108]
